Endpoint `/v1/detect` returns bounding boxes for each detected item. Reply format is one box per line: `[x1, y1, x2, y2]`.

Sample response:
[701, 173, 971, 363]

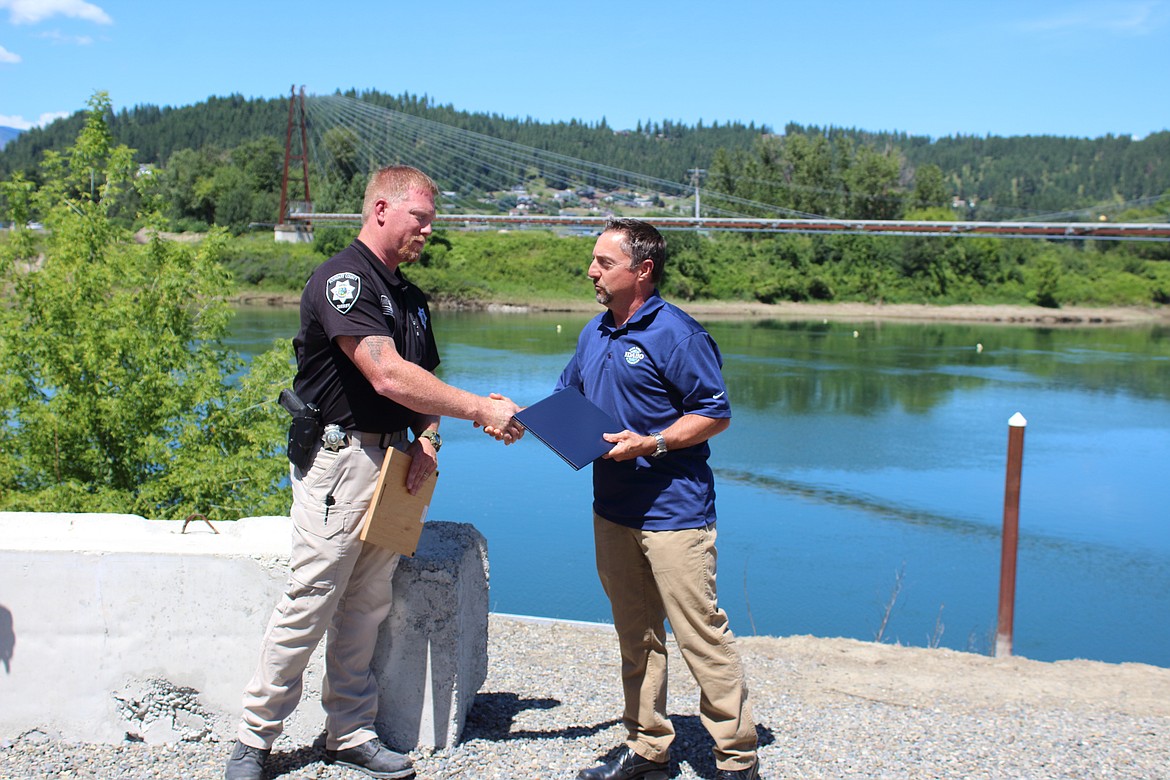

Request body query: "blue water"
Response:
[229, 307, 1170, 667]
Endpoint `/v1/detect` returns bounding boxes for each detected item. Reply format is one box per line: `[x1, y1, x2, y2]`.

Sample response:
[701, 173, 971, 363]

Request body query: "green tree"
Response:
[0, 92, 292, 519]
[1030, 253, 1063, 308]
[230, 136, 285, 194]
[198, 164, 255, 233]
[322, 126, 362, 182]
[158, 146, 219, 226]
[844, 145, 903, 219]
[909, 163, 950, 211]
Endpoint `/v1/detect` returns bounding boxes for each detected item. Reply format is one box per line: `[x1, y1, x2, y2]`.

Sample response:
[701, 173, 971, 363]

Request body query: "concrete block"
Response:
[0, 513, 488, 749]
[273, 224, 313, 243]
[372, 522, 489, 750]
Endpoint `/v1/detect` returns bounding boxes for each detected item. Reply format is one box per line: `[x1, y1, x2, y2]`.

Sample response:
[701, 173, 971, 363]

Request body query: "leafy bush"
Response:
[215, 221, 1169, 310]
[0, 93, 293, 519]
[313, 225, 358, 257]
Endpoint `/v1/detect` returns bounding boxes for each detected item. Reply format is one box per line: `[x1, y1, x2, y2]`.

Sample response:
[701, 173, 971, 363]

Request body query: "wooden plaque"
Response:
[359, 448, 438, 557]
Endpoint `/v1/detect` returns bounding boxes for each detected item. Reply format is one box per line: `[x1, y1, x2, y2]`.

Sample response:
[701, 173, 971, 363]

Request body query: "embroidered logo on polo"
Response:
[418, 307, 429, 331]
[380, 294, 394, 317]
[326, 273, 361, 314]
[624, 346, 646, 365]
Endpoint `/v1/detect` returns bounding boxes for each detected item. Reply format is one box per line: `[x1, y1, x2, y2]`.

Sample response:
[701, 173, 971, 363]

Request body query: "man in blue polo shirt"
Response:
[561, 219, 760, 780]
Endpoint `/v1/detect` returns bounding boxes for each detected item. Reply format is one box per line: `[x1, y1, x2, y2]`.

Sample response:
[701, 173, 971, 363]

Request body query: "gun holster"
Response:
[279, 389, 322, 471]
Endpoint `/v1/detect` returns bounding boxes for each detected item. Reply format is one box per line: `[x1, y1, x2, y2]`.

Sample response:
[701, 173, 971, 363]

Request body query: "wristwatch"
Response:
[651, 431, 667, 459]
[418, 429, 442, 452]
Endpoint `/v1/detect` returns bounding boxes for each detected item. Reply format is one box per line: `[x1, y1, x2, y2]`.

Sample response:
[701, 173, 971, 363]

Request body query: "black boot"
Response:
[223, 740, 268, 780]
[576, 746, 670, 780]
[716, 760, 761, 780]
[325, 739, 415, 779]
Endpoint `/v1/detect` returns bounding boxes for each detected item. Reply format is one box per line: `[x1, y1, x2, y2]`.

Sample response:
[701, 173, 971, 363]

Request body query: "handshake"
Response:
[475, 392, 525, 444]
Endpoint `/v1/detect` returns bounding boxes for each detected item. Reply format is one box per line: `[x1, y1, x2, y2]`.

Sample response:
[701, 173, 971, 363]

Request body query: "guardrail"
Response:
[286, 212, 1170, 241]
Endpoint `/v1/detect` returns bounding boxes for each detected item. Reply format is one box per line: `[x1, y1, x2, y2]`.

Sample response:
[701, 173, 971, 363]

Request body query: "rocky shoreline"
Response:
[3, 614, 1168, 779]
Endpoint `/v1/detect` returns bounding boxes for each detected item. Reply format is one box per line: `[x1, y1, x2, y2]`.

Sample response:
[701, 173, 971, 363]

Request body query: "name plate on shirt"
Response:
[514, 387, 621, 470]
[360, 448, 437, 556]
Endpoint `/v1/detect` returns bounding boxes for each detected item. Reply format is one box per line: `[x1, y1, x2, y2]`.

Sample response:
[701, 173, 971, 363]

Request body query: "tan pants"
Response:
[593, 513, 757, 772]
[237, 434, 404, 751]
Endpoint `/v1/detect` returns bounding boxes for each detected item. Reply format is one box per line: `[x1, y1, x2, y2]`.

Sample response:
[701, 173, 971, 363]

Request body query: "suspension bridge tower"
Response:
[275, 85, 313, 244]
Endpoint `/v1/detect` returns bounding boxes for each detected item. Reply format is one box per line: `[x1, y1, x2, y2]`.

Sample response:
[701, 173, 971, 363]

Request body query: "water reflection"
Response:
[230, 306, 1170, 667]
[717, 467, 998, 539]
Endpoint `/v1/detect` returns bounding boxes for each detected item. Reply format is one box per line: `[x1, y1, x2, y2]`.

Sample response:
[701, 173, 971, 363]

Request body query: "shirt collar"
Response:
[599, 291, 664, 335]
[352, 239, 405, 288]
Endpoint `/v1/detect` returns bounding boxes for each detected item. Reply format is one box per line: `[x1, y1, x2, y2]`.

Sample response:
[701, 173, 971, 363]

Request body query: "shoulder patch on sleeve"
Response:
[326, 272, 361, 314]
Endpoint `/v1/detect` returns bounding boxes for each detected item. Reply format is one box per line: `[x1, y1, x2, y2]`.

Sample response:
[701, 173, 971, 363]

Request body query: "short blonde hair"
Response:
[361, 165, 439, 222]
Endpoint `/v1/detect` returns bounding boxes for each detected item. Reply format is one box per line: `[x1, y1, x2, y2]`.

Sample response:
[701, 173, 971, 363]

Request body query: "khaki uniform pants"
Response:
[594, 513, 757, 772]
[237, 436, 404, 751]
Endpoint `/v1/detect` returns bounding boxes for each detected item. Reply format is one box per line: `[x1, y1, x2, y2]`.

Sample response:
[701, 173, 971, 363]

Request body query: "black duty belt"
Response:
[321, 425, 408, 451]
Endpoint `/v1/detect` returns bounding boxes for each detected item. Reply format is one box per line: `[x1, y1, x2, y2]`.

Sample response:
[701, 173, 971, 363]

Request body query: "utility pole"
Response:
[688, 168, 705, 221]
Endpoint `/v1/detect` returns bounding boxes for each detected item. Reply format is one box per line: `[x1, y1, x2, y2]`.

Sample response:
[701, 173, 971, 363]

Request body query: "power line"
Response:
[302, 93, 810, 219]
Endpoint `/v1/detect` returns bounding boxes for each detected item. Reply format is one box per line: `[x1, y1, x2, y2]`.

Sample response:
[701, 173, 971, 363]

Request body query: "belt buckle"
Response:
[322, 424, 346, 451]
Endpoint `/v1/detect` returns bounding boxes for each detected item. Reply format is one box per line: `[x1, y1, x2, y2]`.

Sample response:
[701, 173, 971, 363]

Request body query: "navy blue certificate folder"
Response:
[514, 387, 622, 470]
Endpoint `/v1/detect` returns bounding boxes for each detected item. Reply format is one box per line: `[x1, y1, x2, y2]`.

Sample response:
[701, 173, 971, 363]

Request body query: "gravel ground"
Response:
[3, 614, 1168, 779]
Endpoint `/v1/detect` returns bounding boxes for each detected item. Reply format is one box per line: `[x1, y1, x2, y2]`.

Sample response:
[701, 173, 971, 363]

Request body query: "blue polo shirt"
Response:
[555, 293, 731, 530]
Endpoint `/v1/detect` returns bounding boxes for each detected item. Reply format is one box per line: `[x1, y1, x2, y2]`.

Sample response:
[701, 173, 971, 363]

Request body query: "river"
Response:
[228, 305, 1170, 667]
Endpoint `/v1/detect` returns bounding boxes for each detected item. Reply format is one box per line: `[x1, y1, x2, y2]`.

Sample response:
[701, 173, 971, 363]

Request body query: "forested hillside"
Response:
[906, 132, 1170, 218]
[0, 94, 290, 177]
[346, 89, 766, 185]
[3, 91, 1169, 319]
[0, 90, 764, 189]
[2, 89, 1168, 226]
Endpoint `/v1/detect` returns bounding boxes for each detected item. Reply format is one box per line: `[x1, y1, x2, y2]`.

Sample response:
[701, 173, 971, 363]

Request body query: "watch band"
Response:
[651, 431, 667, 458]
[419, 429, 442, 452]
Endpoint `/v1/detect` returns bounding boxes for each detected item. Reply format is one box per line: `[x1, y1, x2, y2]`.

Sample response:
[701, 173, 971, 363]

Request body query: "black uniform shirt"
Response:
[293, 239, 440, 433]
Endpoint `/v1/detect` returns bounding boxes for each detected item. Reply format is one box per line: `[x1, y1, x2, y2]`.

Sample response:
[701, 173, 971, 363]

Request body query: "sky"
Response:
[1, 0, 1168, 140]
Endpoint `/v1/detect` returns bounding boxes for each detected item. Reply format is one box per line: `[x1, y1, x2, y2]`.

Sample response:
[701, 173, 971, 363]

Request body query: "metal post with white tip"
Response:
[996, 412, 1028, 658]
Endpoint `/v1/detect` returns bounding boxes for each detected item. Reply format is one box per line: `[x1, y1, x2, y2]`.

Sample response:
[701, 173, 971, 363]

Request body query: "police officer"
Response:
[225, 166, 521, 780]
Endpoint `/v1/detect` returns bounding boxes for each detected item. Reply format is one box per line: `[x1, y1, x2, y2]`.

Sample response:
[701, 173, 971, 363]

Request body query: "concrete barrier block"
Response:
[0, 513, 489, 750]
[372, 522, 490, 750]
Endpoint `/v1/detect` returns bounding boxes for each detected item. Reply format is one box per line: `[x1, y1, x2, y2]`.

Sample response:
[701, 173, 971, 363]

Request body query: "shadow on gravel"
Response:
[667, 717, 776, 779]
[463, 693, 776, 779]
[463, 691, 621, 741]
[263, 743, 328, 779]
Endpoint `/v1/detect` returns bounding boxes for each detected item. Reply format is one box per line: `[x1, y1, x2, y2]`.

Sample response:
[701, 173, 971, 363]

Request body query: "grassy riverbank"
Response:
[220, 228, 1170, 320]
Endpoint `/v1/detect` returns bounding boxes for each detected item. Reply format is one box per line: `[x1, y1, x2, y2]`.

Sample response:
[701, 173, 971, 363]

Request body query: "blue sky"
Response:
[1, 0, 1168, 139]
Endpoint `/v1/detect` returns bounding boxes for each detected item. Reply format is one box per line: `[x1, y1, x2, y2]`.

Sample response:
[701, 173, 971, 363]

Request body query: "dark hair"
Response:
[604, 217, 666, 283]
